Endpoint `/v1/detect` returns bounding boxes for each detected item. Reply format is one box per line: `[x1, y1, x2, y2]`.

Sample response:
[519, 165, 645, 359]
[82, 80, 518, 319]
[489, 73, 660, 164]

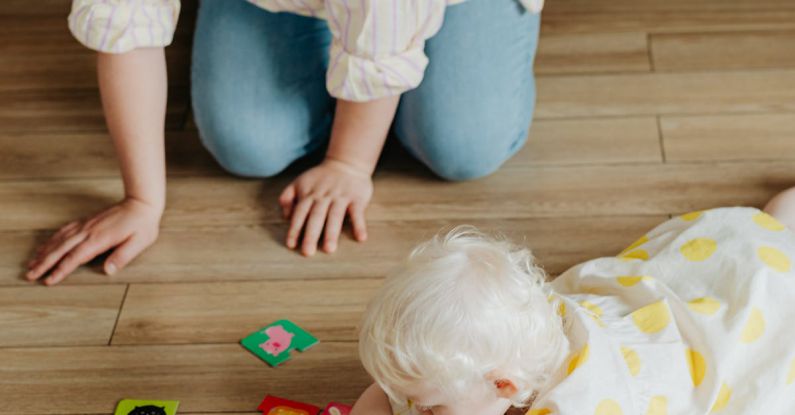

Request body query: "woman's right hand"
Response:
[25, 197, 162, 286]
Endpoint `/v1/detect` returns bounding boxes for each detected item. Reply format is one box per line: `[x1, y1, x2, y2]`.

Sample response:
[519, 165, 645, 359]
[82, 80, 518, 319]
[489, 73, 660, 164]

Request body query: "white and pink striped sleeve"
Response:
[68, 0, 181, 54]
[324, 0, 448, 102]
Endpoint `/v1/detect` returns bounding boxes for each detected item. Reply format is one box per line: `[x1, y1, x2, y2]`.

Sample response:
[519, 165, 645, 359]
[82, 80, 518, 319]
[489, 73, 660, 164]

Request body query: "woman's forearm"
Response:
[325, 95, 400, 175]
[97, 48, 168, 211]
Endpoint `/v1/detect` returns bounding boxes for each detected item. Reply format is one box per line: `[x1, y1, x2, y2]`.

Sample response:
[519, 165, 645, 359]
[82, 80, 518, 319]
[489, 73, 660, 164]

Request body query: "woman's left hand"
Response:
[279, 158, 373, 256]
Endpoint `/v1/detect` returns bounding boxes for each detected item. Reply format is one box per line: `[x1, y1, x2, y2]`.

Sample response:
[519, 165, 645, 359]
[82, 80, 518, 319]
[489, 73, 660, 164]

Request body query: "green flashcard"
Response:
[114, 399, 179, 415]
[240, 319, 319, 367]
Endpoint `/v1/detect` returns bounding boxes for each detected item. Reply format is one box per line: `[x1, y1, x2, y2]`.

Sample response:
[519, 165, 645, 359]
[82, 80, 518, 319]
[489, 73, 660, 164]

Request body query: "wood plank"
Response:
[535, 69, 795, 118]
[0, 216, 666, 286]
[0, 131, 222, 180]
[113, 279, 379, 345]
[536, 32, 651, 74]
[541, 0, 795, 34]
[0, 285, 125, 347]
[0, 16, 193, 91]
[0, 0, 197, 16]
[651, 30, 795, 71]
[0, 87, 189, 132]
[662, 113, 795, 162]
[0, 343, 366, 414]
[515, 117, 662, 166]
[1, 161, 792, 232]
[0, 116, 660, 180]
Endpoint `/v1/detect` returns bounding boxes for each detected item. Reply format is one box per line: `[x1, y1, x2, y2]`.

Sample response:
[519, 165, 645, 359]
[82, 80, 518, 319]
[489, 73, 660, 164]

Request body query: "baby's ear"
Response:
[494, 379, 519, 398]
[486, 371, 518, 398]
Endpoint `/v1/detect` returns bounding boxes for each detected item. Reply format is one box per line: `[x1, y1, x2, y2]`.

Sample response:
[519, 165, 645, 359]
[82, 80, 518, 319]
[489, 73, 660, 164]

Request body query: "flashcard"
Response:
[114, 399, 179, 415]
[322, 402, 353, 415]
[241, 319, 319, 367]
[258, 395, 320, 415]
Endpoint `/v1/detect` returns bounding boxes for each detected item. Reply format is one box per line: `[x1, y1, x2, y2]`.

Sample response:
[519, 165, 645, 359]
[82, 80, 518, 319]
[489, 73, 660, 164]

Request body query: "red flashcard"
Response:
[258, 395, 320, 415]
[321, 402, 353, 415]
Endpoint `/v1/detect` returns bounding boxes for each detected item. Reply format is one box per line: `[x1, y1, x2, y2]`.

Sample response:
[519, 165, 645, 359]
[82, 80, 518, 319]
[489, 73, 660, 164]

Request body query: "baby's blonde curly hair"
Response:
[358, 226, 569, 406]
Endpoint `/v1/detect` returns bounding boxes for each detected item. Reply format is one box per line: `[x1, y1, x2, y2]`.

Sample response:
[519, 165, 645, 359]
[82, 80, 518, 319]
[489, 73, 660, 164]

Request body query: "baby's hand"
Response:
[279, 158, 372, 256]
[764, 186, 795, 231]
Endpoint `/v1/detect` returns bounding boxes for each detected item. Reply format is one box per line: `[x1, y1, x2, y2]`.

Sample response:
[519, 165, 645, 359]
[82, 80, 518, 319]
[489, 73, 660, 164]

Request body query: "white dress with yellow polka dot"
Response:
[530, 207, 795, 415]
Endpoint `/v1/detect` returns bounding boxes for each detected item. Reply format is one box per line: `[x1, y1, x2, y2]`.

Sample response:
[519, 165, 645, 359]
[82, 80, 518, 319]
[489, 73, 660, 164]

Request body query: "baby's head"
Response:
[359, 227, 569, 415]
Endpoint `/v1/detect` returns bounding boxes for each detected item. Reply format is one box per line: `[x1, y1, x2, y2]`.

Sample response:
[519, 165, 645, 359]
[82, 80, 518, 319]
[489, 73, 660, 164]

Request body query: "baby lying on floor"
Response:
[350, 204, 795, 415]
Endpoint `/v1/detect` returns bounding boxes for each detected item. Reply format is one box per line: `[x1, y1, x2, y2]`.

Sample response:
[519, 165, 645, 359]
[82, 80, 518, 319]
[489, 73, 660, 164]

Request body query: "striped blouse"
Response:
[68, 0, 543, 102]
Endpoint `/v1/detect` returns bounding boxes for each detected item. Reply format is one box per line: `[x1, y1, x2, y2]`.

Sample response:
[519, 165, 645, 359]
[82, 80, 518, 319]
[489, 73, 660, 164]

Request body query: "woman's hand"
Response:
[279, 158, 373, 256]
[26, 197, 162, 285]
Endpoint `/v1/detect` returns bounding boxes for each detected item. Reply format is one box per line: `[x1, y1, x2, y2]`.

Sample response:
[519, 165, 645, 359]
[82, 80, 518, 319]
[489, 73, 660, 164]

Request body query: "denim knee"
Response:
[397, 115, 531, 182]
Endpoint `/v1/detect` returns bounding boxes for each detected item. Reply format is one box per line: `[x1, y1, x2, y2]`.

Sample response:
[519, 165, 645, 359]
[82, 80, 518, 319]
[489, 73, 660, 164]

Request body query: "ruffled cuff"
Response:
[326, 40, 430, 102]
[68, 0, 180, 53]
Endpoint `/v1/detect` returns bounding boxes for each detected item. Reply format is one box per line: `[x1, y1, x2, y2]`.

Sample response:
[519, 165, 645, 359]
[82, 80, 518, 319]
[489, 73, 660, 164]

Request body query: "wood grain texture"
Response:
[0, 216, 665, 286]
[517, 117, 662, 166]
[0, 343, 366, 415]
[0, 285, 126, 347]
[541, 0, 795, 34]
[662, 113, 795, 162]
[113, 279, 379, 345]
[651, 30, 795, 71]
[0, 131, 222, 180]
[0, 87, 189, 132]
[535, 70, 795, 118]
[0, 16, 192, 91]
[0, 116, 662, 180]
[536, 32, 651, 74]
[1, 162, 790, 232]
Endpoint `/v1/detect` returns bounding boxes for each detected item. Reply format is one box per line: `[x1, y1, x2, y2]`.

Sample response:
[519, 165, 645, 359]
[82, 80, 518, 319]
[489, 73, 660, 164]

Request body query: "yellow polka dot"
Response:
[740, 307, 766, 343]
[595, 399, 623, 415]
[581, 301, 606, 327]
[631, 300, 671, 334]
[753, 211, 786, 231]
[617, 276, 652, 287]
[687, 297, 721, 315]
[787, 358, 795, 385]
[645, 396, 668, 415]
[620, 249, 650, 261]
[581, 301, 603, 317]
[680, 238, 717, 261]
[558, 301, 567, 318]
[680, 211, 703, 221]
[710, 383, 732, 413]
[567, 344, 590, 375]
[527, 409, 552, 415]
[757, 246, 791, 272]
[621, 346, 641, 376]
[686, 348, 706, 387]
[620, 235, 649, 256]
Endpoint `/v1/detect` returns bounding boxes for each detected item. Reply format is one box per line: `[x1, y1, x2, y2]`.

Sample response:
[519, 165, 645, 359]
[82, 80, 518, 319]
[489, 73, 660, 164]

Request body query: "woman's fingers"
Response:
[30, 223, 81, 267]
[105, 235, 151, 276]
[349, 202, 368, 242]
[301, 199, 331, 256]
[44, 235, 117, 286]
[323, 201, 348, 253]
[278, 184, 297, 219]
[286, 198, 314, 249]
[26, 232, 88, 281]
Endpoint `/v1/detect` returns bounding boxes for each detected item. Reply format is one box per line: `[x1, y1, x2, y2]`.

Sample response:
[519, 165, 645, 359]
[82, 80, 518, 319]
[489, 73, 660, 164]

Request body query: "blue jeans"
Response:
[191, 0, 540, 181]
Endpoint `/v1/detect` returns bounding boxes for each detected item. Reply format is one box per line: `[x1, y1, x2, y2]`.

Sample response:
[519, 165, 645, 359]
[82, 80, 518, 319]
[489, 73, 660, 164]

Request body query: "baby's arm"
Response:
[350, 383, 393, 415]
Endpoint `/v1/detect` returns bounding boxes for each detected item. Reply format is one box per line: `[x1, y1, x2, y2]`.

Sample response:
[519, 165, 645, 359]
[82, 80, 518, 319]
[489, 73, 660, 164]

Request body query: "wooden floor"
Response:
[2, 0, 795, 414]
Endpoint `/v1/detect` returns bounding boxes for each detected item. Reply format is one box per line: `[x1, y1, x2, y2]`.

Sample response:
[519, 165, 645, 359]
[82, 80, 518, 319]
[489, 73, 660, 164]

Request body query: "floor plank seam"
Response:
[646, 32, 656, 72]
[656, 115, 667, 163]
[108, 283, 130, 346]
